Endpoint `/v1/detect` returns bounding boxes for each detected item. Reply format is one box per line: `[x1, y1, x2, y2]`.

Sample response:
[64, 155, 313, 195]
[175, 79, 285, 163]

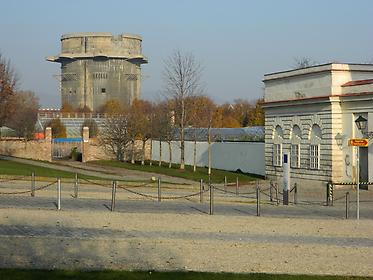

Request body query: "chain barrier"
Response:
[0, 175, 29, 183]
[213, 184, 260, 200]
[0, 180, 57, 195]
[117, 183, 208, 200]
[79, 177, 111, 188]
[118, 181, 155, 189]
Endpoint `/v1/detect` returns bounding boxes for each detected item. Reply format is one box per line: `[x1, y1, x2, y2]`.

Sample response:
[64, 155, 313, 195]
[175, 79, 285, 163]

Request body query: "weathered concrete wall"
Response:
[48, 32, 148, 111]
[0, 128, 52, 162]
[151, 140, 265, 176]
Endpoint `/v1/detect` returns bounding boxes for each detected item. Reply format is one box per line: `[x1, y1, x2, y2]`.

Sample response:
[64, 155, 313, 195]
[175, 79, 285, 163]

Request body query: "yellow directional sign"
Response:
[348, 138, 369, 147]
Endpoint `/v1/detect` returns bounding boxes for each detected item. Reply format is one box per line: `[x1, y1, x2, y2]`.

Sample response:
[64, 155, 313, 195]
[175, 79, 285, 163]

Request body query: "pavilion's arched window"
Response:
[273, 125, 284, 167]
[309, 124, 322, 170]
[290, 125, 302, 168]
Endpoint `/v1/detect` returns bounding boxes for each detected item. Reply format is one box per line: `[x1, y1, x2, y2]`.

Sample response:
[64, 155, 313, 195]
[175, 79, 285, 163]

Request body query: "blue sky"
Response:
[1, 0, 373, 107]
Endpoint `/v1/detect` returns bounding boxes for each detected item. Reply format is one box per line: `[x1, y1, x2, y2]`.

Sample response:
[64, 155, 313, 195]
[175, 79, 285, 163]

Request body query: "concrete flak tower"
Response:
[47, 32, 148, 112]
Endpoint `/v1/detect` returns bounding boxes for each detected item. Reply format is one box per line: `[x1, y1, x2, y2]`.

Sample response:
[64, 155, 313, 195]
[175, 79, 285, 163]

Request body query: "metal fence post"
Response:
[224, 176, 227, 191]
[275, 183, 279, 205]
[294, 183, 298, 205]
[256, 181, 260, 216]
[345, 192, 350, 219]
[111, 180, 117, 211]
[57, 178, 61, 210]
[200, 179, 203, 203]
[209, 180, 214, 215]
[158, 177, 161, 202]
[31, 172, 35, 197]
[74, 173, 79, 199]
[236, 177, 239, 195]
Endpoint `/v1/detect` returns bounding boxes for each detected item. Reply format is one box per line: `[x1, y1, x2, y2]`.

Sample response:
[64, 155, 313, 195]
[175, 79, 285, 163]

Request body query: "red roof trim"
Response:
[341, 79, 373, 87]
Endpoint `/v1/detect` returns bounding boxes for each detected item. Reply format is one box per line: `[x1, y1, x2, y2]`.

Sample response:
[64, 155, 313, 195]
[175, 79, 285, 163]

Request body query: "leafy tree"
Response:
[6, 91, 39, 140]
[46, 118, 67, 138]
[0, 53, 18, 128]
[248, 98, 264, 126]
[60, 103, 74, 113]
[127, 99, 153, 165]
[81, 119, 99, 138]
[99, 100, 124, 115]
[152, 101, 175, 168]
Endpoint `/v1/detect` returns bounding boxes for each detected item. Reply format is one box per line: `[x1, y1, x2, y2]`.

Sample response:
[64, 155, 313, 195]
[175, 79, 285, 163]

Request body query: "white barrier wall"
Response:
[151, 140, 265, 176]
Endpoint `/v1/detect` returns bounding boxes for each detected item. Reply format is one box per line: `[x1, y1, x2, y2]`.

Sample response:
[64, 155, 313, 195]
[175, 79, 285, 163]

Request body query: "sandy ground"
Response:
[0, 207, 372, 276]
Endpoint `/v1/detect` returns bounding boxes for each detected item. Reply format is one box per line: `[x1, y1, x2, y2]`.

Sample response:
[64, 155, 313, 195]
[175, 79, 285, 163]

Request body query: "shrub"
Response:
[45, 118, 67, 138]
[81, 119, 99, 138]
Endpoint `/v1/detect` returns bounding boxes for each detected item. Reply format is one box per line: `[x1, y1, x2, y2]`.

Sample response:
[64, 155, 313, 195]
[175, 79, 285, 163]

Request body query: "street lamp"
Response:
[355, 115, 367, 132]
[354, 115, 368, 220]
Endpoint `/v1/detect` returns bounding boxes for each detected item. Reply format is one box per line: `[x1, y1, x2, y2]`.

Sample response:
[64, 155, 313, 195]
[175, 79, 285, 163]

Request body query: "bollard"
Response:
[31, 172, 35, 197]
[74, 173, 79, 199]
[294, 183, 298, 205]
[157, 177, 161, 202]
[209, 181, 214, 215]
[224, 176, 227, 191]
[345, 192, 350, 219]
[200, 179, 203, 203]
[256, 181, 260, 216]
[236, 177, 239, 195]
[57, 178, 61, 210]
[269, 181, 273, 202]
[110, 181, 117, 211]
[326, 183, 334, 206]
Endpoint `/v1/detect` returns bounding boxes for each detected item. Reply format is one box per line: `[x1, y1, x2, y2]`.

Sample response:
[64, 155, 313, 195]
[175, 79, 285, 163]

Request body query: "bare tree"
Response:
[100, 114, 130, 161]
[163, 49, 203, 169]
[0, 53, 18, 128]
[293, 57, 317, 69]
[6, 91, 39, 140]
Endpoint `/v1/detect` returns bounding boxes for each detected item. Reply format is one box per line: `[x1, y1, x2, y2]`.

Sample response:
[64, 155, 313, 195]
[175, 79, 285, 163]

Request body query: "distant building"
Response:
[47, 32, 148, 112]
[263, 63, 373, 191]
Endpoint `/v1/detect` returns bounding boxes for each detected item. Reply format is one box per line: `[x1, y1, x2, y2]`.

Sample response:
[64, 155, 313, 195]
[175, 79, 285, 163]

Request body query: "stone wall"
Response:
[0, 128, 52, 162]
[83, 137, 151, 162]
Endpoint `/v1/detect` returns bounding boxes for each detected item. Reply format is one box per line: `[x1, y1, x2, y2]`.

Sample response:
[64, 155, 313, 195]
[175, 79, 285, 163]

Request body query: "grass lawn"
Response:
[0, 159, 95, 179]
[0, 270, 371, 280]
[91, 160, 262, 184]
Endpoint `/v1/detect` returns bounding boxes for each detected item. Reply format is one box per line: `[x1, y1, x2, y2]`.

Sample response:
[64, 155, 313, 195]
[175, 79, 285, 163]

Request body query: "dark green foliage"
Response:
[70, 147, 82, 162]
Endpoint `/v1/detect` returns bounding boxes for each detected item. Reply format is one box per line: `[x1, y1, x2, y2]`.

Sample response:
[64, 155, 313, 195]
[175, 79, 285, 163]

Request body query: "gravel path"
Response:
[0, 207, 373, 276]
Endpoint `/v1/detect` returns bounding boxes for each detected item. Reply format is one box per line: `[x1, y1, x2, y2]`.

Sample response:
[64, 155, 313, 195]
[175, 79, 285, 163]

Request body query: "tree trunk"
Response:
[168, 141, 172, 168]
[131, 139, 135, 164]
[180, 99, 185, 170]
[141, 139, 146, 165]
[193, 138, 197, 172]
[208, 126, 211, 175]
[159, 139, 162, 166]
[149, 138, 153, 166]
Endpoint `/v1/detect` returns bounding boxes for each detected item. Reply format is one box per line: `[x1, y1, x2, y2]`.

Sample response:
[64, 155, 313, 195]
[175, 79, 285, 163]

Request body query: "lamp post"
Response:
[354, 115, 368, 220]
